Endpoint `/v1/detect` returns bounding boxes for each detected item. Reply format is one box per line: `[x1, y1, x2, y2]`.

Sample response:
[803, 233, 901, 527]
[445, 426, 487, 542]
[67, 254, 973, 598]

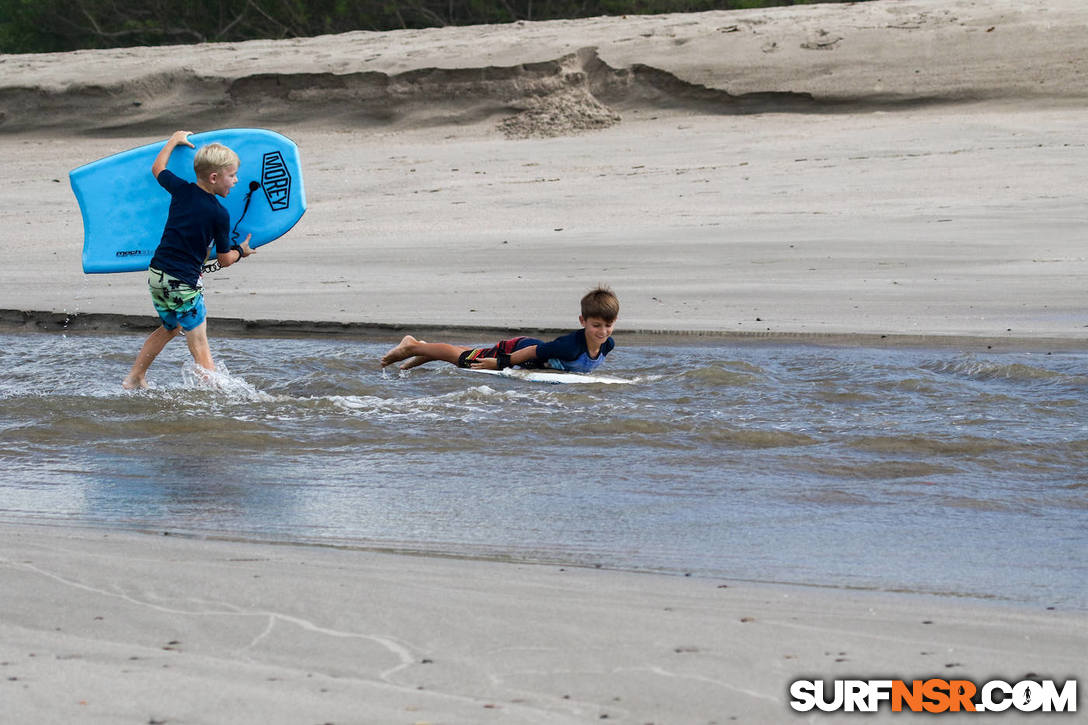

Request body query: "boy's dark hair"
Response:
[581, 286, 619, 322]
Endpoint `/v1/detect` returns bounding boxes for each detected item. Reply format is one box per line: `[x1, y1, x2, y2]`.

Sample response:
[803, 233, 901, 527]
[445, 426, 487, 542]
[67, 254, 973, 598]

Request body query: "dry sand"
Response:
[1, 0, 1085, 341]
[1, 0, 1086, 721]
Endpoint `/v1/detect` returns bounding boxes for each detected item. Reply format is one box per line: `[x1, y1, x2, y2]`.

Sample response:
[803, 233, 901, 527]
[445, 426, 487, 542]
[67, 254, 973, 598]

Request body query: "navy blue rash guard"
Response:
[511, 329, 615, 373]
[148, 170, 231, 287]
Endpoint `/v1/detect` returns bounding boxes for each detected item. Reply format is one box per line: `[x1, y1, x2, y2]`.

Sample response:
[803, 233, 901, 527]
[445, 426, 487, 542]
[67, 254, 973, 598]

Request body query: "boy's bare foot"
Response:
[122, 375, 148, 390]
[380, 335, 419, 367]
[399, 356, 429, 371]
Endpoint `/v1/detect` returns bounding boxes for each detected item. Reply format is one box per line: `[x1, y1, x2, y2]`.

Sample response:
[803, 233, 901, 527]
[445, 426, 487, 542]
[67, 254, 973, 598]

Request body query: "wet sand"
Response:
[2, 524, 1084, 724]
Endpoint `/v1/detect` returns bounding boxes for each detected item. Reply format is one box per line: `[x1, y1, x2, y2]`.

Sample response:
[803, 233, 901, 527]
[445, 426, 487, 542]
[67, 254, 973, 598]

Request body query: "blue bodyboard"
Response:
[71, 128, 306, 274]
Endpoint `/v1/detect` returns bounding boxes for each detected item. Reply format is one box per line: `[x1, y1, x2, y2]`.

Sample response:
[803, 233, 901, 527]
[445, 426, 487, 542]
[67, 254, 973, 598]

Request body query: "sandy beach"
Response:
[1, 0, 1086, 340]
[2, 523, 1084, 724]
[2, 0, 1086, 721]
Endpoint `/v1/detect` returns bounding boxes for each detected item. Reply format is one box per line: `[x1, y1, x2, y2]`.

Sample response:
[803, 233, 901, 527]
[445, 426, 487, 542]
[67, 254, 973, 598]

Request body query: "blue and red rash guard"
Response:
[475, 329, 614, 373]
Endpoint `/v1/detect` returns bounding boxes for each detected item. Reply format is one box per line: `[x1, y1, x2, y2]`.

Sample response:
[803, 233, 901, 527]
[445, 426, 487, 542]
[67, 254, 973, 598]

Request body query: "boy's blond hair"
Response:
[581, 286, 619, 322]
[194, 143, 240, 179]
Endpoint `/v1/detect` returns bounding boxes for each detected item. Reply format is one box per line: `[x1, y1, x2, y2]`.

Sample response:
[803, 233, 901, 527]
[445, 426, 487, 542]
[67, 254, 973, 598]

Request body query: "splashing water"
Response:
[179, 360, 273, 401]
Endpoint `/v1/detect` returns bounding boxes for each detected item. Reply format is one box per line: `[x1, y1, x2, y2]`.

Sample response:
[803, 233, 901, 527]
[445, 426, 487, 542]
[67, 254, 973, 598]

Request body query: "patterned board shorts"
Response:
[457, 337, 527, 367]
[148, 267, 206, 331]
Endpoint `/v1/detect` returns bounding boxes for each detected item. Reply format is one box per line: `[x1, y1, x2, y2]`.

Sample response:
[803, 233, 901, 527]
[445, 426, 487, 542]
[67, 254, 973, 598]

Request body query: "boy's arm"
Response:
[151, 130, 194, 178]
[215, 234, 255, 269]
[470, 345, 537, 370]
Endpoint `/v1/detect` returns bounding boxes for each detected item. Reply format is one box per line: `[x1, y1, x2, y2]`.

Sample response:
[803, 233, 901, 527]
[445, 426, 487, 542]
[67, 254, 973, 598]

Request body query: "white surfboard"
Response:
[467, 368, 632, 385]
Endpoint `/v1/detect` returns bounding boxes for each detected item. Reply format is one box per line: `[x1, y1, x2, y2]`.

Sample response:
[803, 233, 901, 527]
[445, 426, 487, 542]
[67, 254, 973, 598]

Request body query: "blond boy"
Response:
[123, 130, 255, 389]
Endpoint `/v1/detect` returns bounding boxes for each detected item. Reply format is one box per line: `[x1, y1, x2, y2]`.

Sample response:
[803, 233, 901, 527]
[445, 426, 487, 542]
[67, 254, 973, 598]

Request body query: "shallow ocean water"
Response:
[1, 331, 1085, 608]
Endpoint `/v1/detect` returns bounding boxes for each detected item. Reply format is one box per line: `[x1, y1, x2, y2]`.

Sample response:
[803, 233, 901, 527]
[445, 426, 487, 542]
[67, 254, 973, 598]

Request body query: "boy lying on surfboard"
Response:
[380, 286, 619, 374]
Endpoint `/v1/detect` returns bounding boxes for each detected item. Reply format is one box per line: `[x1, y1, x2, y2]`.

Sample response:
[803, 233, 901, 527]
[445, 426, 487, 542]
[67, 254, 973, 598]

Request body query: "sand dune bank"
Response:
[3, 0, 1086, 136]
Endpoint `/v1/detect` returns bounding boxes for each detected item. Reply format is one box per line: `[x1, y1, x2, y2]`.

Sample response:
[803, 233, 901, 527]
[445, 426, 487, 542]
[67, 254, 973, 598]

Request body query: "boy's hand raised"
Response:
[153, 131, 196, 178]
[170, 130, 195, 148]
